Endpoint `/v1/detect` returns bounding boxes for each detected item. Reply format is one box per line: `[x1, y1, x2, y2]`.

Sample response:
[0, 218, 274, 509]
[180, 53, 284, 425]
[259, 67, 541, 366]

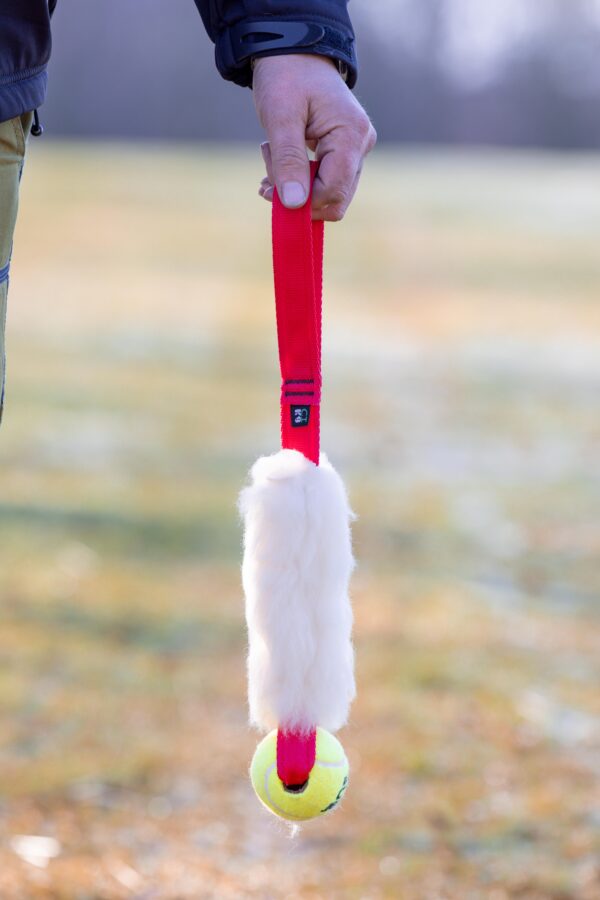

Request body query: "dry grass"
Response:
[0, 143, 599, 898]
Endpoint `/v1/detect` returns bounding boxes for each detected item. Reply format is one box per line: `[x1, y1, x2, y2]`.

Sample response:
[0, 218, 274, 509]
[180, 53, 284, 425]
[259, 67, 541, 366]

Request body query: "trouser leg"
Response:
[0, 111, 33, 424]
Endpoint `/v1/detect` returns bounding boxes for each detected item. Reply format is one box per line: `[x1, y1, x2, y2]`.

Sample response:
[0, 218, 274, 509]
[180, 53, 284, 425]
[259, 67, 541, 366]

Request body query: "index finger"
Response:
[312, 129, 364, 221]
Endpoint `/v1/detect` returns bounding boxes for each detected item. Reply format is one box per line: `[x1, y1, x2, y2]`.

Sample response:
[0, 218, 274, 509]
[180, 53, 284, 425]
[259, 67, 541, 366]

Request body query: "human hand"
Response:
[253, 54, 376, 221]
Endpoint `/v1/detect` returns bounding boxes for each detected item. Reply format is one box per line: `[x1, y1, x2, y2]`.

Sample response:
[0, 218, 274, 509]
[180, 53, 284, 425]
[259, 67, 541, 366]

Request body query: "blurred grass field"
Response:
[0, 143, 599, 899]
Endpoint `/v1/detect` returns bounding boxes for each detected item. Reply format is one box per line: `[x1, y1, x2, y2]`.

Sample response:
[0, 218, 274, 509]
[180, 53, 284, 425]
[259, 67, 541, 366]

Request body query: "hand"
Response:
[253, 54, 376, 221]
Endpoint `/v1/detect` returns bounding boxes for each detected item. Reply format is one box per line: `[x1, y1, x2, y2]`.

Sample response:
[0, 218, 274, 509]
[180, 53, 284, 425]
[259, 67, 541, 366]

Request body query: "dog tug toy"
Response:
[239, 162, 355, 822]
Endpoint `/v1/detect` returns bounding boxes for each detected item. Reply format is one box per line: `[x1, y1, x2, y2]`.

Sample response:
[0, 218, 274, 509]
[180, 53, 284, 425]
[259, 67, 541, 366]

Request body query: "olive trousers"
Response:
[0, 111, 32, 423]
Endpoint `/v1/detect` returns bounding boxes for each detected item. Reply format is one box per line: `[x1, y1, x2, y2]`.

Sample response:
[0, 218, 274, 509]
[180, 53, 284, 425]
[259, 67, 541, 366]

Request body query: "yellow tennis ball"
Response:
[250, 727, 349, 821]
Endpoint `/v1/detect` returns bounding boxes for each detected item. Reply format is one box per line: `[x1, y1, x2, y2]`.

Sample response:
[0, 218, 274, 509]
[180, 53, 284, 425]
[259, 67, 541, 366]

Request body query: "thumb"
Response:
[267, 120, 310, 209]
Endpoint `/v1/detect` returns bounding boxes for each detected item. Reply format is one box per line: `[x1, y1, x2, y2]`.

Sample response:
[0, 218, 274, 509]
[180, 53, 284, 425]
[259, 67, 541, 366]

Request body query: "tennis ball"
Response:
[250, 727, 349, 821]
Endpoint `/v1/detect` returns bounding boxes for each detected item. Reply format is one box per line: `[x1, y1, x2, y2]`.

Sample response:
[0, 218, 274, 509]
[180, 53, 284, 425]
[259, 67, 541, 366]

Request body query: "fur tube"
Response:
[239, 449, 356, 734]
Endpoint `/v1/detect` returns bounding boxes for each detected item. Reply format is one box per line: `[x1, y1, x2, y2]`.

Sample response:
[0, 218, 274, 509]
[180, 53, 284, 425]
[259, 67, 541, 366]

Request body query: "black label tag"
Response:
[291, 405, 311, 428]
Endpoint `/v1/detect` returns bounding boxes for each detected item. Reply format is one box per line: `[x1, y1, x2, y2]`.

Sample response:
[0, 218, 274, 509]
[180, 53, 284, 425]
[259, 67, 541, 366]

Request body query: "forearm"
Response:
[193, 0, 357, 88]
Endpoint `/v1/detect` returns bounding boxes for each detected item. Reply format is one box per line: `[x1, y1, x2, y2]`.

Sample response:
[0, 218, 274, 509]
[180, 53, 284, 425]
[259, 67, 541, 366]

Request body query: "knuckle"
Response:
[327, 206, 345, 222]
[347, 111, 377, 152]
[325, 188, 349, 208]
[350, 110, 370, 134]
[357, 111, 371, 132]
[272, 141, 308, 167]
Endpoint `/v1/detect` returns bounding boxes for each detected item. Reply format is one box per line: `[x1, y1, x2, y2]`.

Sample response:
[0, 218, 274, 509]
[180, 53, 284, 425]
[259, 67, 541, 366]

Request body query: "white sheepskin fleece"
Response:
[239, 449, 356, 734]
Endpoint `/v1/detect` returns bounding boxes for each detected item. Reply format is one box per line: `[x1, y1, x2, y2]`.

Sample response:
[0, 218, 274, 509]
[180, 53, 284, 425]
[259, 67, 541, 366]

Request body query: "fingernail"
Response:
[282, 182, 307, 208]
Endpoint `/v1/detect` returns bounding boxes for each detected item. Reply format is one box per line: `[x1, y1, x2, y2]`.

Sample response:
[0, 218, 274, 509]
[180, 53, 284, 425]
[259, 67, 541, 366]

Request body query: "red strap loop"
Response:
[272, 161, 323, 466]
[277, 728, 317, 790]
[272, 163, 322, 783]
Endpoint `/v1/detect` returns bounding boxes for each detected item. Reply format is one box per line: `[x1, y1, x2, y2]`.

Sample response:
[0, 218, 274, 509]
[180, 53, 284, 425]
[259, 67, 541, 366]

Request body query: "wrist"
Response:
[252, 53, 348, 84]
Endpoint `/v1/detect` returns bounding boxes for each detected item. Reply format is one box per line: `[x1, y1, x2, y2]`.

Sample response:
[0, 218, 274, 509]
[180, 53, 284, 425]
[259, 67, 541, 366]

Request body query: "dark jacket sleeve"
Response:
[0, 0, 54, 122]
[193, 0, 357, 89]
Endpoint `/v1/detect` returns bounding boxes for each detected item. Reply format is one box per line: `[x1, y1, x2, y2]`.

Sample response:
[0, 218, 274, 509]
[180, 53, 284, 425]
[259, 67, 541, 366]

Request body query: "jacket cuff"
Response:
[215, 18, 357, 89]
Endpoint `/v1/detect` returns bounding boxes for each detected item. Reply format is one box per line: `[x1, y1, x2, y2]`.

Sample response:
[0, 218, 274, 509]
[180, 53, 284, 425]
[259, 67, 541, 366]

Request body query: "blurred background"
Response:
[1, 1, 599, 897]
[43, 0, 600, 148]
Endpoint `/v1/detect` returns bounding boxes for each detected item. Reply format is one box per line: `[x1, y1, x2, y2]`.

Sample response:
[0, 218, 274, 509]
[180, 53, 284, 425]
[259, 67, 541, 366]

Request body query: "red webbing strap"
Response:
[272, 161, 323, 466]
[272, 162, 321, 784]
[277, 728, 317, 791]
